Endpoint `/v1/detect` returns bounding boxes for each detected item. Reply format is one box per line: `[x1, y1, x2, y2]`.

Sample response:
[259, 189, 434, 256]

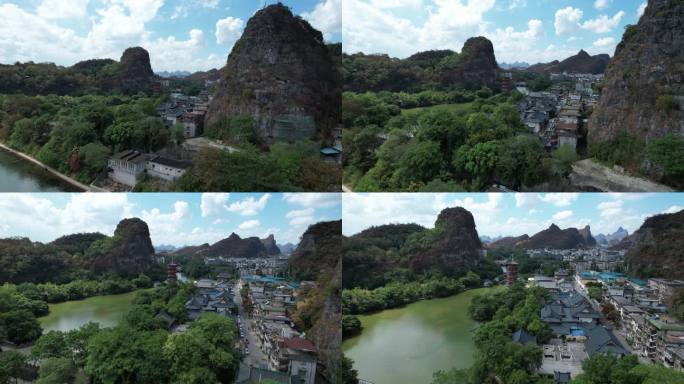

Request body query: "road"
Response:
[234, 280, 269, 369]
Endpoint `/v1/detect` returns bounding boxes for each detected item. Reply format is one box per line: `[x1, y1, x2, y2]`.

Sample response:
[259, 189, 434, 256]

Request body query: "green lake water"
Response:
[0, 147, 78, 192]
[342, 287, 497, 384]
[38, 291, 139, 332]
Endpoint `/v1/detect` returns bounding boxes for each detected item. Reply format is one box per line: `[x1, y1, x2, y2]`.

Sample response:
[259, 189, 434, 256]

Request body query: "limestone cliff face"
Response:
[409, 207, 483, 274]
[589, 0, 684, 147]
[92, 218, 155, 277]
[205, 4, 340, 143]
[198, 232, 269, 258]
[625, 209, 684, 279]
[439, 37, 500, 90]
[116, 47, 154, 94]
[260, 234, 281, 255]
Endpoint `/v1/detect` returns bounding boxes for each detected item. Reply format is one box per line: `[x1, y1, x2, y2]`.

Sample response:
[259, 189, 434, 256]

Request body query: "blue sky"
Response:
[0, 193, 341, 247]
[343, 193, 684, 239]
[0, 0, 340, 72]
[343, 0, 647, 63]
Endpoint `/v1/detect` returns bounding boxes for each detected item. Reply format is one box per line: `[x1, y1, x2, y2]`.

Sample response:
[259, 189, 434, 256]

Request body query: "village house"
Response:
[146, 156, 191, 182]
[108, 150, 148, 187]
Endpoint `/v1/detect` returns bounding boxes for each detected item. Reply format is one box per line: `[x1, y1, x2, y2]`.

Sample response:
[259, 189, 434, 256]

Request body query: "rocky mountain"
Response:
[519, 224, 596, 249]
[288, 220, 342, 281]
[172, 244, 210, 257]
[187, 68, 222, 82]
[595, 227, 629, 246]
[154, 244, 178, 253]
[287, 220, 342, 382]
[50, 233, 107, 254]
[91, 218, 155, 277]
[407, 207, 484, 274]
[624, 209, 684, 279]
[527, 50, 610, 74]
[343, 36, 500, 92]
[588, 0, 684, 170]
[205, 3, 340, 144]
[489, 234, 530, 248]
[279, 243, 297, 255]
[196, 233, 270, 258]
[439, 37, 500, 90]
[0, 47, 155, 95]
[260, 234, 281, 255]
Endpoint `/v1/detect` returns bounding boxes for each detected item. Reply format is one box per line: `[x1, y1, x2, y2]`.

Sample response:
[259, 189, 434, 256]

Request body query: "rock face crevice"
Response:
[205, 3, 340, 144]
[589, 0, 684, 148]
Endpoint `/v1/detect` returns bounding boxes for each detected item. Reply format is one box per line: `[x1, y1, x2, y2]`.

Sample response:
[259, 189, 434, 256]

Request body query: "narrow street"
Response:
[234, 280, 269, 369]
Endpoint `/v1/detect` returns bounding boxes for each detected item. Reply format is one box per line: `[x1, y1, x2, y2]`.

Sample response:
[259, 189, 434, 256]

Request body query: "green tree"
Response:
[0, 351, 27, 384]
[392, 140, 443, 187]
[648, 134, 684, 181]
[35, 357, 77, 384]
[0, 309, 42, 344]
[551, 144, 578, 178]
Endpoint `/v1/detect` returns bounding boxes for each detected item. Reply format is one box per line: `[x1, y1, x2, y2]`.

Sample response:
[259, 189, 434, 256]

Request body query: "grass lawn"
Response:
[401, 102, 475, 116]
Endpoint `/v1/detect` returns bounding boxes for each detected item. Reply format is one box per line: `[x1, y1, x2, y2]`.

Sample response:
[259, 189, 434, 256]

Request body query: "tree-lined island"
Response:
[0, 3, 342, 192]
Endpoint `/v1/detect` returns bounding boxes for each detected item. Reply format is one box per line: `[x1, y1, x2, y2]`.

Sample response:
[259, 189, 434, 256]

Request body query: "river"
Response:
[0, 147, 79, 192]
[342, 287, 498, 384]
[38, 291, 139, 332]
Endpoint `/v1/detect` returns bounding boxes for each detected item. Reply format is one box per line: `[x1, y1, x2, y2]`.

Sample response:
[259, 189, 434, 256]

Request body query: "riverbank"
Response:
[343, 287, 498, 384]
[0, 142, 89, 191]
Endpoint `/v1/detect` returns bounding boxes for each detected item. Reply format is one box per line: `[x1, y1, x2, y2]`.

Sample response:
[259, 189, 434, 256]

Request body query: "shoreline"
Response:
[0, 142, 90, 192]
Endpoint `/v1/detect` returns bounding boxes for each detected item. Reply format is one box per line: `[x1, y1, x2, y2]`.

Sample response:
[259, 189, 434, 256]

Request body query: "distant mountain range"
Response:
[594, 227, 629, 247]
[155, 70, 191, 78]
[526, 50, 610, 74]
[488, 224, 597, 249]
[154, 244, 178, 253]
[171, 232, 282, 258]
[499, 62, 530, 69]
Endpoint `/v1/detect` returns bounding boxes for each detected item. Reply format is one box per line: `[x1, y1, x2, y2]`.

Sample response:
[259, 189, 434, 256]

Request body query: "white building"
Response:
[108, 150, 148, 187]
[146, 156, 191, 182]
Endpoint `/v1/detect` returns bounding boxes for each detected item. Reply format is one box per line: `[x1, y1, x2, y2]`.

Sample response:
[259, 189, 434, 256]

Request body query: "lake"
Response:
[342, 287, 497, 384]
[38, 291, 139, 332]
[0, 147, 79, 192]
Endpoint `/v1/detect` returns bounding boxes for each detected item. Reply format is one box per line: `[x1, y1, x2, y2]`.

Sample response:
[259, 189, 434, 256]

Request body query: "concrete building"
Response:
[146, 156, 191, 182]
[108, 150, 148, 187]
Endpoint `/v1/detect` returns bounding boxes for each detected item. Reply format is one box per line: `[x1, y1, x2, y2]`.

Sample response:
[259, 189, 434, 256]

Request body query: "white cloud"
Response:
[170, 5, 188, 20]
[283, 193, 341, 208]
[368, 0, 423, 8]
[0, 194, 133, 243]
[540, 193, 579, 207]
[553, 210, 574, 221]
[515, 193, 539, 208]
[286, 208, 317, 227]
[507, 0, 527, 10]
[592, 36, 615, 48]
[554, 7, 583, 35]
[227, 194, 270, 216]
[598, 200, 623, 218]
[594, 0, 611, 10]
[664, 205, 683, 214]
[238, 219, 260, 230]
[198, 0, 220, 8]
[200, 193, 230, 218]
[37, 0, 89, 19]
[215, 16, 244, 45]
[637, 2, 647, 17]
[581, 11, 625, 33]
[487, 19, 543, 63]
[302, 0, 341, 41]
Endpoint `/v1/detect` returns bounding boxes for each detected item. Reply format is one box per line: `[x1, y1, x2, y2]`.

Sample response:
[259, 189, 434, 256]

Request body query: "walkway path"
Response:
[570, 158, 674, 192]
[0, 143, 90, 191]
